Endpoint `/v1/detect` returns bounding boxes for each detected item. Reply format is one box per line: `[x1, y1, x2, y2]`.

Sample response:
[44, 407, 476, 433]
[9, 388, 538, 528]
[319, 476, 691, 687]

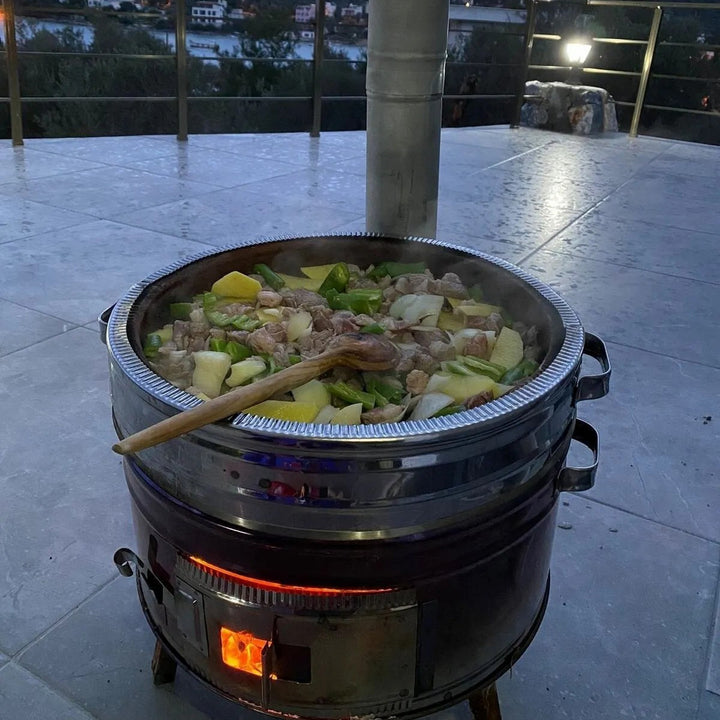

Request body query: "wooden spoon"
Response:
[112, 333, 400, 456]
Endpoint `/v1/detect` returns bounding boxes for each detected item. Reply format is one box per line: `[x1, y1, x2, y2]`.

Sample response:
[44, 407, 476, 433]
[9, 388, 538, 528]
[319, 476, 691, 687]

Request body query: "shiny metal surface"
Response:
[107, 233, 593, 539]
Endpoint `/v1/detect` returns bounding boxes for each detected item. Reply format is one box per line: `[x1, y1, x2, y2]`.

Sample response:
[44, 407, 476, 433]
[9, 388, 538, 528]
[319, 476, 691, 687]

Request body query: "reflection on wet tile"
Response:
[0, 165, 214, 219]
[125, 147, 300, 188]
[497, 497, 719, 720]
[0, 196, 94, 244]
[0, 220, 204, 324]
[0, 148, 103, 184]
[545, 211, 720, 284]
[28, 135, 178, 164]
[120, 186, 363, 245]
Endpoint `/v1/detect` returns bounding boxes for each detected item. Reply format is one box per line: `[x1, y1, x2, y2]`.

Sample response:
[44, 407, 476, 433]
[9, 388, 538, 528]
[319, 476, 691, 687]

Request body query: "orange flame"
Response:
[189, 556, 396, 595]
[220, 627, 272, 676]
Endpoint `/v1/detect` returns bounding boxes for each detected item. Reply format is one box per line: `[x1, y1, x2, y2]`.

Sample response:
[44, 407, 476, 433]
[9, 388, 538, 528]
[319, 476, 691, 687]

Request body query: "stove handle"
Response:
[98, 304, 116, 346]
[557, 419, 598, 493]
[575, 332, 611, 402]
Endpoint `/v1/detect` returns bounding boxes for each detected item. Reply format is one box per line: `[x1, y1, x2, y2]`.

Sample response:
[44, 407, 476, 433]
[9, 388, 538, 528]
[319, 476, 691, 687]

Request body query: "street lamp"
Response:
[564, 39, 592, 66]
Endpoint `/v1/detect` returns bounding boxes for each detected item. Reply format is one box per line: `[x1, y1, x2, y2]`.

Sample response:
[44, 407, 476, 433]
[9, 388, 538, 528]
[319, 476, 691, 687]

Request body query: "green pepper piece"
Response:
[460, 356, 507, 382]
[170, 302, 194, 320]
[328, 382, 376, 411]
[288, 354, 302, 365]
[500, 309, 514, 328]
[441, 360, 476, 376]
[367, 261, 426, 281]
[365, 376, 404, 405]
[209, 338, 227, 353]
[318, 263, 350, 297]
[326, 289, 383, 315]
[202, 292, 219, 310]
[253, 263, 285, 291]
[230, 315, 260, 331]
[359, 323, 385, 334]
[143, 332, 163, 358]
[500, 359, 539, 385]
[432, 404, 465, 418]
[225, 341, 251, 363]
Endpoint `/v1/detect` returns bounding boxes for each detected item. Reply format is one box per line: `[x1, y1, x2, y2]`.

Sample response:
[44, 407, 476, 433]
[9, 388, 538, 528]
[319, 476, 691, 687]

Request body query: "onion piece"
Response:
[286, 310, 313, 342]
[409, 392, 455, 421]
[389, 294, 444, 327]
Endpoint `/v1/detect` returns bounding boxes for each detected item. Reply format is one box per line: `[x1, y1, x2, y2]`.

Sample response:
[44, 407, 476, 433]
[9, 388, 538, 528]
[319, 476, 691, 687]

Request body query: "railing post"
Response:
[3, 0, 24, 146]
[175, 0, 189, 141]
[310, 0, 326, 137]
[511, 0, 538, 129]
[630, 4, 663, 138]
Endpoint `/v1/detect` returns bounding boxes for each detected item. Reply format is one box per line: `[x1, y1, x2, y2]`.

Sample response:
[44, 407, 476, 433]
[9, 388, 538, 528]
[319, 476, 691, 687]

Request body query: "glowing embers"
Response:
[220, 627, 274, 678]
[189, 555, 396, 596]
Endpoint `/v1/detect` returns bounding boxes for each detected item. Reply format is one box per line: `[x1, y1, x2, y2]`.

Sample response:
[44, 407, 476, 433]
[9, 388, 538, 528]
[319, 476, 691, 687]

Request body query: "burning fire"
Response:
[220, 627, 275, 678]
[189, 556, 396, 595]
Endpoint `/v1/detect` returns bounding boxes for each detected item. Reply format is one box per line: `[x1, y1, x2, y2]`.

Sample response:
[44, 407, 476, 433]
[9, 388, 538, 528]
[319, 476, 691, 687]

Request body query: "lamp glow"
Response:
[565, 41, 592, 66]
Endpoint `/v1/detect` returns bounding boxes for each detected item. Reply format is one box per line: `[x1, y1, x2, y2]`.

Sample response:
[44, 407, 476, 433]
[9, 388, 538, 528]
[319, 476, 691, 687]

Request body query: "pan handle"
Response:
[576, 332, 611, 402]
[557, 419, 598, 493]
[98, 304, 116, 346]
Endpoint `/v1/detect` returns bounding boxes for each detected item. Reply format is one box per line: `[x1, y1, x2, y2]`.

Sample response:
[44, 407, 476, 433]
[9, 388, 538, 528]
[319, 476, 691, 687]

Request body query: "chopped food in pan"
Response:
[143, 261, 542, 425]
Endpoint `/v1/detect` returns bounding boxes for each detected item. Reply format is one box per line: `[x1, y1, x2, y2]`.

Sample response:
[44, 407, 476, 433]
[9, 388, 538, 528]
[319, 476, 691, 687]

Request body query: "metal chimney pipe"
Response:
[365, 0, 450, 238]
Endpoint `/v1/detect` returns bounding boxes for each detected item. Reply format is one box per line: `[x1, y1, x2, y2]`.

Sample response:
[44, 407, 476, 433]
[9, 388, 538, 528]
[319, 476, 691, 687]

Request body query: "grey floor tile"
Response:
[0, 165, 214, 219]
[439, 142, 526, 174]
[441, 126, 553, 153]
[0, 220, 204, 325]
[706, 579, 720, 694]
[595, 168, 720, 234]
[436, 197, 580, 254]
[236, 166, 366, 214]
[577, 342, 720, 541]
[493, 138, 659, 188]
[496, 496, 720, 720]
[0, 328, 134, 655]
[522, 250, 720, 367]
[0, 664, 94, 720]
[0, 147, 103, 184]
[0, 195, 94, 245]
[0, 650, 7, 668]
[544, 211, 720, 284]
[19, 579, 215, 720]
[186, 131, 367, 166]
[697, 691, 720, 720]
[0, 300, 74, 357]
[124, 147, 301, 189]
[28, 135, 181, 165]
[643, 149, 720, 180]
[120, 187, 363, 245]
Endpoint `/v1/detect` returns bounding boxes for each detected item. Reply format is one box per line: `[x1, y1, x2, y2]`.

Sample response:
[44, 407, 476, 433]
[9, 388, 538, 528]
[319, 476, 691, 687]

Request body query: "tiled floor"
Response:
[1, 127, 719, 720]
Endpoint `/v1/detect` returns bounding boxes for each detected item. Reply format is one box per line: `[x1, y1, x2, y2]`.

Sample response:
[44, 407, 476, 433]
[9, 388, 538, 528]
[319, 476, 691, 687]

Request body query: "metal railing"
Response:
[1, 0, 719, 144]
[513, 0, 720, 137]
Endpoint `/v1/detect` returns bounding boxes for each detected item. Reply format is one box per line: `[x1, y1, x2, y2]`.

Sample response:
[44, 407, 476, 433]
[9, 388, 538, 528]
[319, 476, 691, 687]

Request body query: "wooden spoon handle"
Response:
[112, 348, 345, 456]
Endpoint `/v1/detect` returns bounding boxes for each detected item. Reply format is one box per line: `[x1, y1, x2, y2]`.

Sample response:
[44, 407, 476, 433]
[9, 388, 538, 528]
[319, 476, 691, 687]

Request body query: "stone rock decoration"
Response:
[521, 81, 618, 135]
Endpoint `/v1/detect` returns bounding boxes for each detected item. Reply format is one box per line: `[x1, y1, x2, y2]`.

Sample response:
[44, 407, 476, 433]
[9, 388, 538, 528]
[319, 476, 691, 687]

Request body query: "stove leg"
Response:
[151, 638, 177, 685]
[468, 683, 502, 720]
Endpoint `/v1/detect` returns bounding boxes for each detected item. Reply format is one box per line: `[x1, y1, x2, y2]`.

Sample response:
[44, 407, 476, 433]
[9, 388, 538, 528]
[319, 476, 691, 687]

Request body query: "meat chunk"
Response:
[309, 305, 335, 332]
[466, 390, 494, 409]
[247, 323, 286, 354]
[466, 312, 504, 333]
[397, 346, 439, 375]
[405, 369, 429, 395]
[330, 311, 357, 335]
[430, 272, 469, 299]
[226, 330, 249, 345]
[361, 404, 406, 424]
[257, 290, 283, 307]
[281, 288, 328, 309]
[427, 341, 456, 361]
[150, 348, 194, 389]
[296, 329, 335, 358]
[395, 273, 432, 295]
[463, 332, 489, 359]
[411, 328, 449, 348]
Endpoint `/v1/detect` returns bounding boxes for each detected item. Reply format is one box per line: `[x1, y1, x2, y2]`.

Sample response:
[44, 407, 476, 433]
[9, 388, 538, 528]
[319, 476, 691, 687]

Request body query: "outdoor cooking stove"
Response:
[103, 234, 611, 719]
